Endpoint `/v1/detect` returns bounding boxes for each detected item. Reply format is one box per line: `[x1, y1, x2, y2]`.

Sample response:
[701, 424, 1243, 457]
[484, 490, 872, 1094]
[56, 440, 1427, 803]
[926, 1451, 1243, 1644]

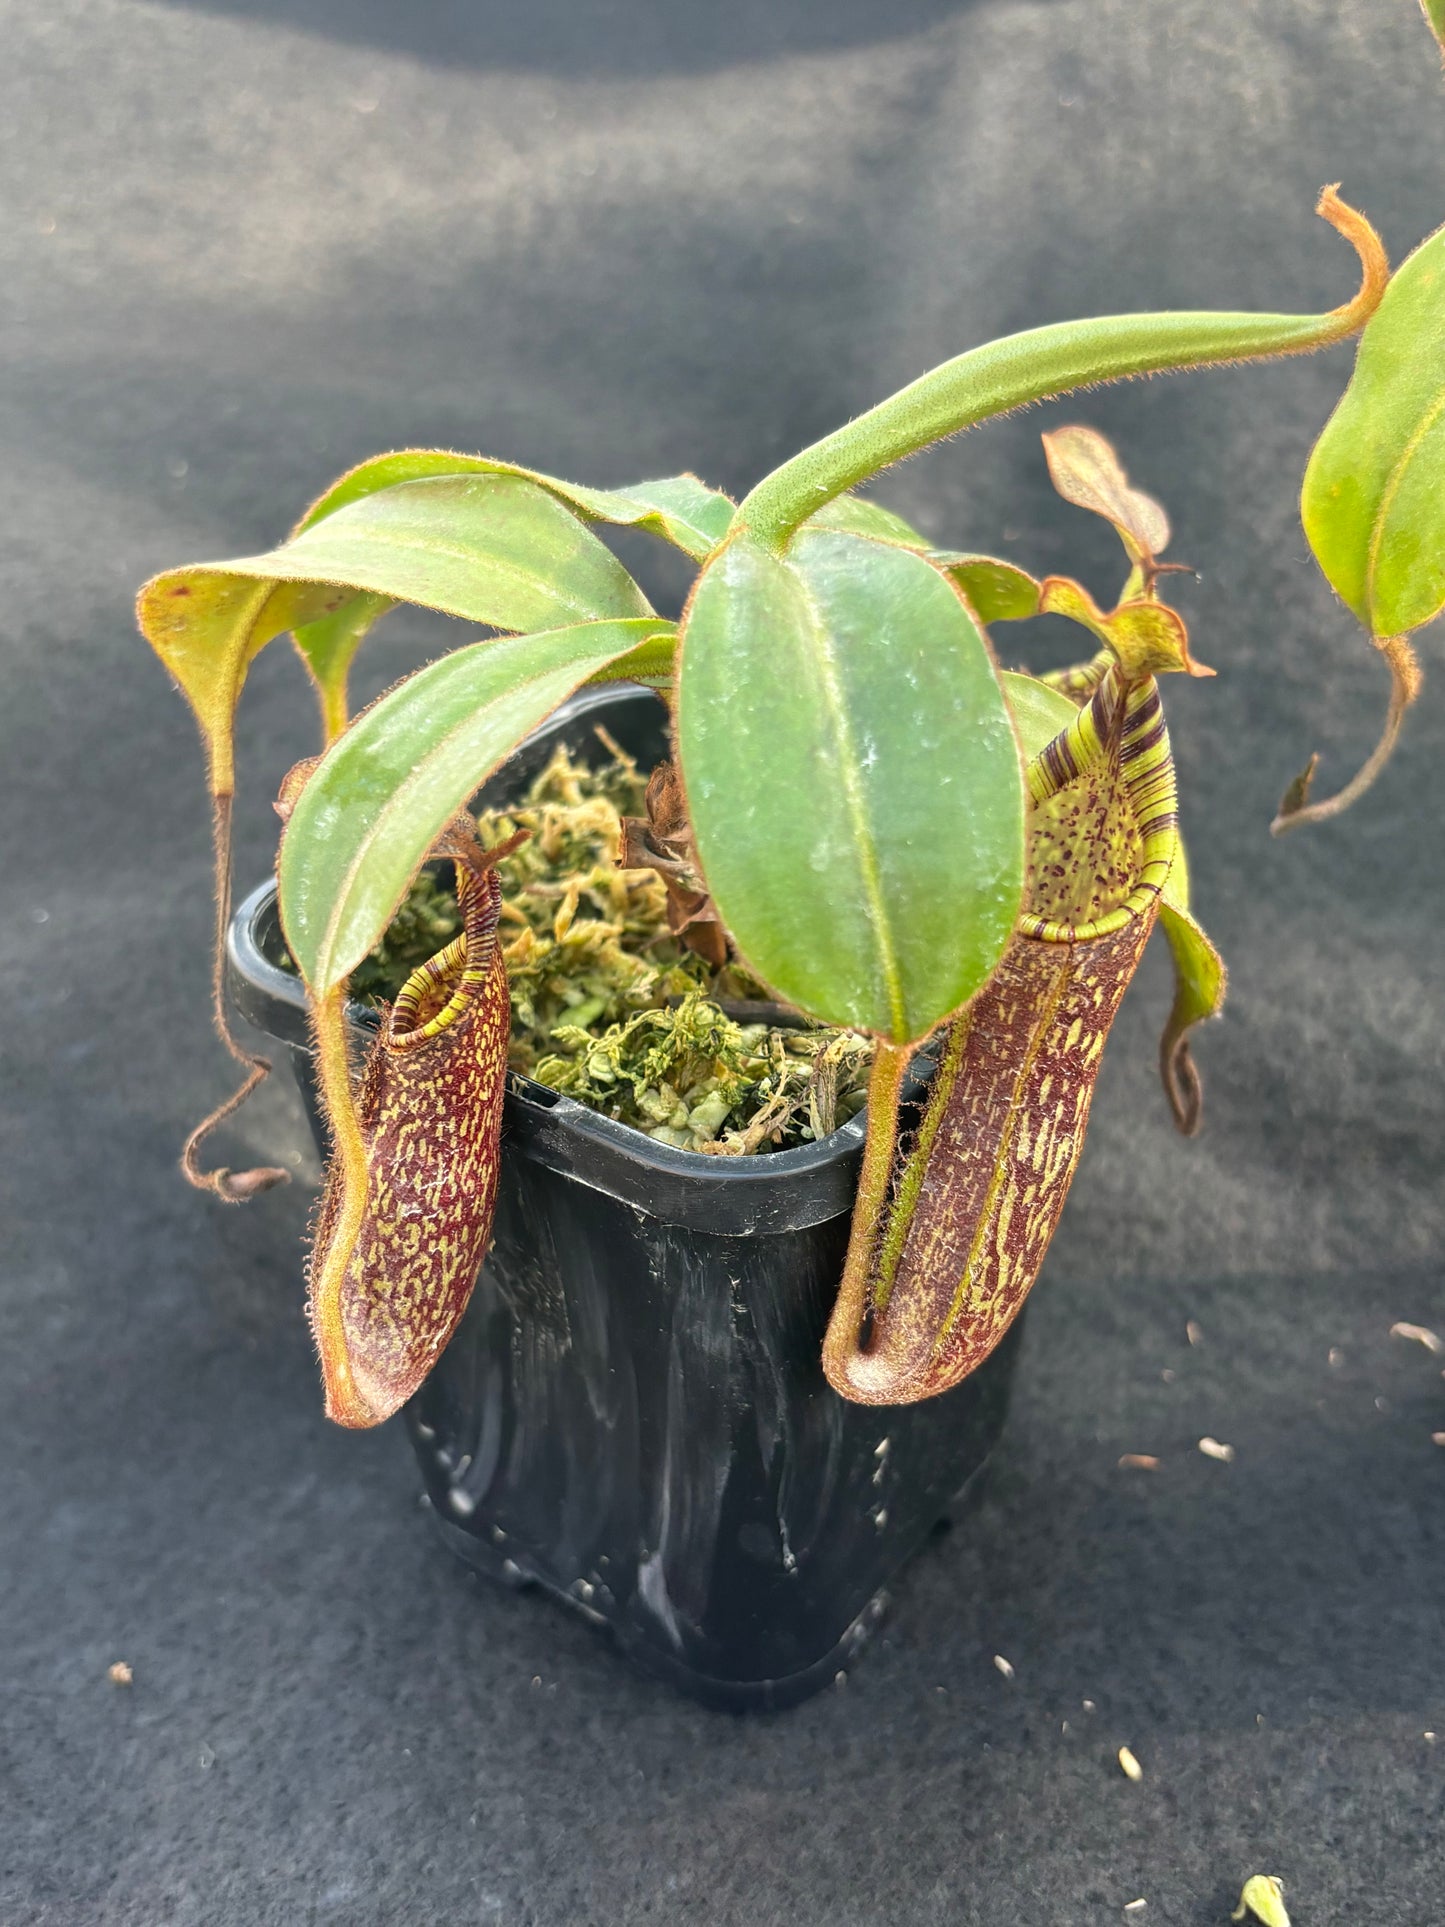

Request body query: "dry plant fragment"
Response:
[1118, 1745, 1144, 1782]
[1041, 423, 1192, 611]
[1390, 1321, 1444, 1354]
[107, 1661, 133, 1686]
[1232, 1874, 1291, 1926]
[1118, 1454, 1160, 1470]
[619, 760, 729, 966]
[1198, 1437, 1235, 1462]
[993, 1654, 1015, 1680]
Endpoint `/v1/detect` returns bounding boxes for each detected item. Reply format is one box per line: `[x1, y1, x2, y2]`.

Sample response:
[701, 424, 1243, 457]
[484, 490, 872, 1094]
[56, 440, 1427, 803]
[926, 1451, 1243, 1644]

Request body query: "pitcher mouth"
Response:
[1016, 819, 1177, 946]
[1018, 667, 1178, 946]
[386, 863, 503, 1054]
[388, 934, 478, 1051]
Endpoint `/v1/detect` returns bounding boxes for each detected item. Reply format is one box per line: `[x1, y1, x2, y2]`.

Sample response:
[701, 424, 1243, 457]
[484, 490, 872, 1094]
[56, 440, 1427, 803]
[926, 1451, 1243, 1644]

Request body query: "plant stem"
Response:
[738, 189, 1385, 552]
[821, 1039, 909, 1391]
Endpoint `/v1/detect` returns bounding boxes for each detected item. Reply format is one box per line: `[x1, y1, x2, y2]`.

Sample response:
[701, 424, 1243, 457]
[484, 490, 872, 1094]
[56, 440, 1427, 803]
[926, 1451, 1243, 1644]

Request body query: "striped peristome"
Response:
[1021, 670, 1178, 941]
[823, 660, 1178, 1405]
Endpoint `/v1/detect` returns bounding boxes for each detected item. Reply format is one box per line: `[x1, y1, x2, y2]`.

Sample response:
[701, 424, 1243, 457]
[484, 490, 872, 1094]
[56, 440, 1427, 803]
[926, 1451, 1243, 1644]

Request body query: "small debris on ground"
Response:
[1231, 1874, 1290, 1925]
[1123, 1901, 1147, 1915]
[1118, 1453, 1160, 1470]
[107, 1661, 132, 1686]
[1118, 1745, 1143, 1782]
[1198, 1437, 1235, 1463]
[1083, 1699, 1097, 1713]
[993, 1654, 1015, 1680]
[1424, 1731, 1437, 1742]
[1328, 1346, 1345, 1367]
[1432, 1433, 1445, 1448]
[1186, 1320, 1203, 1346]
[1161, 1368, 1176, 1383]
[1390, 1322, 1443, 1353]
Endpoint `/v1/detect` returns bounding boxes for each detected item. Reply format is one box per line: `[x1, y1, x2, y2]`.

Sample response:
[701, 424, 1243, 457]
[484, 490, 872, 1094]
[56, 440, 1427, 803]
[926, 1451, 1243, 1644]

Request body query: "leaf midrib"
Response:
[791, 559, 907, 1041]
[1365, 379, 1445, 631]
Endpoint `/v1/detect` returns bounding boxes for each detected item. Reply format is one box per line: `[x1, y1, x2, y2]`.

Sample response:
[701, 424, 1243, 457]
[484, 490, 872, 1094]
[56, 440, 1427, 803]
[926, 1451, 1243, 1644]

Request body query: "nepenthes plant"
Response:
[139, 179, 1445, 1430]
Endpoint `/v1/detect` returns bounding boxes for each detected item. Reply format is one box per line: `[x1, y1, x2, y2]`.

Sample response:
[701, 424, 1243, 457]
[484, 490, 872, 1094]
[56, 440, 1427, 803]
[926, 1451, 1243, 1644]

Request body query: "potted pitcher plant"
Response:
[139, 164, 1444, 1705]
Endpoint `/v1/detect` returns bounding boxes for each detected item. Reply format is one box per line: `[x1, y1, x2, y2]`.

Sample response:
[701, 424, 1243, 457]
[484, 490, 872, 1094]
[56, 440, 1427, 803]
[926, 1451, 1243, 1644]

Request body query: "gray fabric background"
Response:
[3, 1, 1443, 1920]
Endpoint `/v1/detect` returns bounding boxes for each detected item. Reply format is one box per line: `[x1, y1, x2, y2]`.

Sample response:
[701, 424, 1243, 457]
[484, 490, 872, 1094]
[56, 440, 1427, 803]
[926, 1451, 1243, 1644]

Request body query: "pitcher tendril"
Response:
[178, 792, 290, 1202]
[1271, 634, 1422, 833]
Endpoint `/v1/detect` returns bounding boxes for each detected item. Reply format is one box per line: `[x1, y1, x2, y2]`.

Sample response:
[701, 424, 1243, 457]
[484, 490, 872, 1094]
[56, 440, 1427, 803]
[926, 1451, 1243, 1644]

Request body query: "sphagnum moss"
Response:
[346, 735, 873, 1155]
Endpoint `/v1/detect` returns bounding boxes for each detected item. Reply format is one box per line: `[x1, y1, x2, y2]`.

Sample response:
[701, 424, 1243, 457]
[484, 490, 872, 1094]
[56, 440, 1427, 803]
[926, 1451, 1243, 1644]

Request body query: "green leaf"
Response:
[1158, 895, 1224, 1063]
[806, 494, 930, 546]
[583, 628, 678, 689]
[1302, 220, 1445, 639]
[1158, 840, 1226, 1135]
[935, 554, 1042, 625]
[295, 450, 735, 561]
[280, 618, 675, 995]
[283, 464, 730, 729]
[138, 473, 651, 791]
[263, 474, 650, 625]
[1420, 0, 1445, 59]
[807, 494, 1045, 628]
[1000, 671, 1076, 754]
[606, 473, 736, 556]
[677, 531, 1025, 1042]
[292, 591, 395, 743]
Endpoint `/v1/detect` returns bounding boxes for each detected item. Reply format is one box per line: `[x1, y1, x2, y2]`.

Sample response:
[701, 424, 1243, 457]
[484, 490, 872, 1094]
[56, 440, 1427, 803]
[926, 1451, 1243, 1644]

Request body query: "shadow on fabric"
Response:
[148, 0, 1054, 77]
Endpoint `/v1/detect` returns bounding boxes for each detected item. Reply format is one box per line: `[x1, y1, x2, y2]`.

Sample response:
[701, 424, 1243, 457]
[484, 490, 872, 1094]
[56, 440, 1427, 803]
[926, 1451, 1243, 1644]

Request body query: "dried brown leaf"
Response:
[1042, 426, 1171, 568]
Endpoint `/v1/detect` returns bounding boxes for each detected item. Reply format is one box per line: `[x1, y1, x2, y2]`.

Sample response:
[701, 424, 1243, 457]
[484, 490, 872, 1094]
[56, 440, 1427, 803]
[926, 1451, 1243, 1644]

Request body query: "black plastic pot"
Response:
[226, 685, 1024, 1711]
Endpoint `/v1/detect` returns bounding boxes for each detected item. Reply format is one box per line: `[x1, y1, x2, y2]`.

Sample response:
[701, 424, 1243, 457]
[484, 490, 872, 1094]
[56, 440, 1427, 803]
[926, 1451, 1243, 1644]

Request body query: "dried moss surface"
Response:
[345, 736, 873, 1154]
